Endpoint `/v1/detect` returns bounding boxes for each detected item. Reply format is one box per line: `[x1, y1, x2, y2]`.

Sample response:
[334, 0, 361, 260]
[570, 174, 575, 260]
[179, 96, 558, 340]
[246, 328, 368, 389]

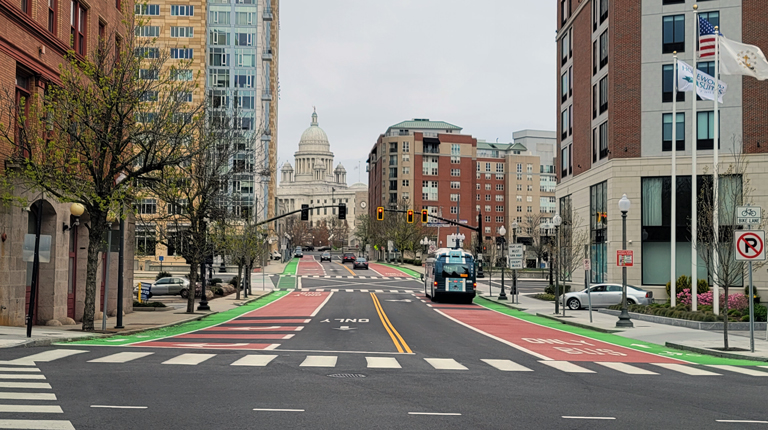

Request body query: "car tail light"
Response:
[473, 282, 477, 288]
[433, 281, 438, 286]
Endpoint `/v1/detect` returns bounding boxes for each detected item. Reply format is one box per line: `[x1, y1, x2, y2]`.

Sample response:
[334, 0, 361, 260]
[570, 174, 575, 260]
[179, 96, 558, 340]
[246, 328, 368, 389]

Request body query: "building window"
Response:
[599, 121, 608, 159]
[402, 179, 409, 187]
[235, 11, 255, 25]
[599, 30, 608, 69]
[71, 0, 87, 55]
[235, 32, 254, 46]
[48, 0, 57, 32]
[599, 76, 608, 114]
[137, 199, 157, 214]
[209, 29, 230, 46]
[450, 207, 458, 215]
[697, 111, 719, 150]
[485, 195, 491, 201]
[561, 109, 569, 140]
[587, 184, 606, 283]
[561, 30, 569, 65]
[663, 0, 684, 4]
[476, 194, 480, 201]
[451, 143, 460, 155]
[402, 142, 410, 152]
[170, 48, 194, 59]
[517, 173, 523, 181]
[485, 162, 491, 172]
[135, 25, 160, 38]
[171, 5, 194, 15]
[451, 156, 460, 164]
[136, 47, 160, 59]
[662, 15, 685, 53]
[517, 206, 522, 213]
[139, 69, 159, 80]
[528, 184, 534, 191]
[561, 147, 569, 177]
[422, 156, 438, 176]
[402, 166, 410, 175]
[496, 206, 504, 213]
[451, 182, 460, 189]
[593, 41, 598, 76]
[209, 48, 228, 66]
[495, 195, 504, 202]
[402, 154, 410, 162]
[496, 163, 504, 173]
[496, 184, 504, 191]
[662, 64, 685, 102]
[135, 4, 159, 15]
[599, 0, 607, 23]
[484, 184, 491, 190]
[517, 184, 522, 191]
[450, 169, 461, 177]
[450, 194, 459, 202]
[171, 69, 193, 81]
[135, 224, 156, 256]
[561, 72, 568, 102]
[170, 26, 194, 38]
[527, 196, 532, 202]
[662, 113, 685, 151]
[496, 174, 503, 180]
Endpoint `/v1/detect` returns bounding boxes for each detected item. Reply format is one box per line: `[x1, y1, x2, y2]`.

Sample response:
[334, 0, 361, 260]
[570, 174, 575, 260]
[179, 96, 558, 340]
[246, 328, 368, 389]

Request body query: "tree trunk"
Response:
[186, 261, 197, 313]
[723, 285, 729, 350]
[235, 264, 243, 300]
[82, 212, 107, 331]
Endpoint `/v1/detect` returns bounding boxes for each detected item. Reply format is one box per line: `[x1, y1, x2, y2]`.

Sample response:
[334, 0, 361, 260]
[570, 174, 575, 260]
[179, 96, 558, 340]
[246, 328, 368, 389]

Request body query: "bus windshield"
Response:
[441, 264, 470, 278]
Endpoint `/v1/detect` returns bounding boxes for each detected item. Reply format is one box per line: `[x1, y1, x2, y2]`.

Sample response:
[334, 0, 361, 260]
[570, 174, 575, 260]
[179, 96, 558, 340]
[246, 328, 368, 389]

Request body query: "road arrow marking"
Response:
[333, 326, 356, 331]
[320, 319, 330, 323]
[385, 299, 412, 303]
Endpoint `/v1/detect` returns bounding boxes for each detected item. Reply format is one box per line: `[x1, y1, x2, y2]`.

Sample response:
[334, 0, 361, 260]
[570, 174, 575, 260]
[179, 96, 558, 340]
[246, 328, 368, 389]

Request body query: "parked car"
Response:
[303, 245, 315, 251]
[564, 283, 653, 310]
[141, 276, 193, 298]
[320, 252, 332, 262]
[317, 245, 331, 251]
[294, 247, 304, 258]
[342, 253, 356, 263]
[353, 257, 369, 270]
[271, 251, 282, 261]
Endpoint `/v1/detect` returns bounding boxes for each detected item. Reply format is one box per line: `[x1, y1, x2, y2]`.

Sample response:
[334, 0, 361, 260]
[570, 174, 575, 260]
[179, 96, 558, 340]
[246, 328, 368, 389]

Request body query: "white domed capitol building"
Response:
[276, 109, 367, 249]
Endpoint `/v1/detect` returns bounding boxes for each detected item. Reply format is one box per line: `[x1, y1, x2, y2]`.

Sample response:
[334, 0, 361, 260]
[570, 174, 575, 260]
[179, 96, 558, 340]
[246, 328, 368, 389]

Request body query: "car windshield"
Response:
[441, 264, 469, 278]
[357, 258, 366, 262]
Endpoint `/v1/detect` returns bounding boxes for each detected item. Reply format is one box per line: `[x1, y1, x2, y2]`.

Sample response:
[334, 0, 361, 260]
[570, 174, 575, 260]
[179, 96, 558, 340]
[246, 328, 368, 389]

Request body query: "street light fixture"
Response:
[616, 194, 634, 328]
[498, 225, 507, 300]
[552, 214, 562, 314]
[511, 221, 519, 303]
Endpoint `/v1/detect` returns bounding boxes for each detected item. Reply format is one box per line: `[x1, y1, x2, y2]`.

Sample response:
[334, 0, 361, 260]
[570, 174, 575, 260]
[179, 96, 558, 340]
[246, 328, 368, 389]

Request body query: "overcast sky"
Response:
[276, 0, 556, 186]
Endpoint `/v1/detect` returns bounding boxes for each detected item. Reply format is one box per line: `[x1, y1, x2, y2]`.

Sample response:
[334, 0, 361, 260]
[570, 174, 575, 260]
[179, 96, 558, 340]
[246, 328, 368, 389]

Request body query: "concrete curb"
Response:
[665, 342, 768, 363]
[10, 294, 271, 349]
[600, 309, 768, 331]
[476, 296, 528, 312]
[534, 313, 622, 334]
[132, 307, 173, 312]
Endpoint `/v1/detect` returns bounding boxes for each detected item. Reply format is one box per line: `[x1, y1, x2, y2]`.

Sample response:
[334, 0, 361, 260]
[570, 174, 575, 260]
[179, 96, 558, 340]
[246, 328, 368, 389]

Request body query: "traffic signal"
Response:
[301, 204, 309, 221]
[377, 207, 384, 221]
[407, 210, 414, 223]
[421, 209, 428, 223]
[338, 204, 346, 220]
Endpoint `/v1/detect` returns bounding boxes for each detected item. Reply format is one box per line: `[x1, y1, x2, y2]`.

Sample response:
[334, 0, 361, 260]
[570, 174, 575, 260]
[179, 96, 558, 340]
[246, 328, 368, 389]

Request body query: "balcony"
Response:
[262, 49, 273, 61]
[261, 92, 273, 101]
[263, 7, 273, 21]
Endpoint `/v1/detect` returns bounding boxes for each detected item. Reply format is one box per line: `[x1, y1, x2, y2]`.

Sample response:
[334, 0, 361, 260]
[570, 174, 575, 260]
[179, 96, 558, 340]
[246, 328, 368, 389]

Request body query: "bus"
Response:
[423, 248, 477, 304]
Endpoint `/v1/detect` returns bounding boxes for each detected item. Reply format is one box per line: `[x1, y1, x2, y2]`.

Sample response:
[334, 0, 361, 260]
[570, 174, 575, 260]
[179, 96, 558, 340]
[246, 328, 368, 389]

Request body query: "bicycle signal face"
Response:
[736, 206, 761, 225]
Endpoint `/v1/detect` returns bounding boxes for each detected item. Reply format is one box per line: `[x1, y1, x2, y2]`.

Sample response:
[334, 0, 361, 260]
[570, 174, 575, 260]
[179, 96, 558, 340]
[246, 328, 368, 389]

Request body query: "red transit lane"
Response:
[297, 255, 325, 276]
[131, 291, 332, 350]
[367, 262, 411, 278]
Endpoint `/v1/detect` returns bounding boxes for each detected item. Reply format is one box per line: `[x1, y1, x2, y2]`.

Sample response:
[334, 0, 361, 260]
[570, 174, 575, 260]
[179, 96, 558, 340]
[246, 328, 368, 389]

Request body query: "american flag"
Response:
[699, 17, 719, 58]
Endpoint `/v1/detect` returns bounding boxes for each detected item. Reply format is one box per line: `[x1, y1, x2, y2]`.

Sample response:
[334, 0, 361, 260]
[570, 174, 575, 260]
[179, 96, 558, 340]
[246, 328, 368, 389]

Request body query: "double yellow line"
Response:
[370, 293, 412, 353]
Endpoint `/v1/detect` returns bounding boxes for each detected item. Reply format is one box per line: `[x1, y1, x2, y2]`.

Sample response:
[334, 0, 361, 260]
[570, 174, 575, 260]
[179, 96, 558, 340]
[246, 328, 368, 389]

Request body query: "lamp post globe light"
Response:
[511, 221, 518, 302]
[498, 225, 507, 300]
[616, 194, 634, 328]
[552, 214, 562, 314]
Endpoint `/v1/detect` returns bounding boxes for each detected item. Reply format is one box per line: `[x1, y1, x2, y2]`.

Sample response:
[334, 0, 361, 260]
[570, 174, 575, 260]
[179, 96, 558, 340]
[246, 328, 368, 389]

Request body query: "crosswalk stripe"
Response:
[88, 352, 154, 364]
[424, 358, 467, 370]
[539, 361, 595, 373]
[323, 276, 330, 278]
[0, 374, 46, 380]
[481, 359, 533, 372]
[360, 289, 369, 292]
[0, 405, 63, 413]
[331, 289, 339, 292]
[346, 276, 354, 279]
[381, 277, 390, 280]
[652, 363, 721, 376]
[375, 290, 383, 293]
[0, 382, 51, 389]
[389, 290, 399, 293]
[366, 357, 401, 369]
[231, 355, 278, 366]
[708, 365, 768, 376]
[0, 392, 56, 401]
[300, 356, 337, 367]
[161, 354, 216, 366]
[346, 289, 354, 292]
[596, 362, 659, 375]
[0, 368, 40, 373]
[0, 420, 75, 429]
[0, 350, 87, 366]
[335, 276, 342, 278]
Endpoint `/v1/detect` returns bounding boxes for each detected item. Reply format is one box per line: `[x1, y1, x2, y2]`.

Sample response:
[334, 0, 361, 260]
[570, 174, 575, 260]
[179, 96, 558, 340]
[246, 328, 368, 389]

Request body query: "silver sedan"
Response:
[564, 283, 653, 310]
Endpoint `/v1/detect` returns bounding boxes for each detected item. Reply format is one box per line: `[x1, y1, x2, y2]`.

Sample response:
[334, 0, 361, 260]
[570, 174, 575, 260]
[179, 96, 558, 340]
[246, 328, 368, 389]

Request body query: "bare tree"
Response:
[557, 214, 589, 286]
[521, 213, 550, 267]
[370, 199, 423, 263]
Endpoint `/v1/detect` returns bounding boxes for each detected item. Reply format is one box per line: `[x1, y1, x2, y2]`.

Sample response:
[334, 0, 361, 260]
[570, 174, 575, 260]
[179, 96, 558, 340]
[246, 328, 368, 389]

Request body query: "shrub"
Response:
[755, 304, 768, 322]
[696, 279, 710, 294]
[133, 300, 166, 308]
[703, 315, 718, 322]
[533, 293, 556, 301]
[544, 284, 571, 296]
[666, 275, 691, 299]
[741, 315, 751, 322]
[229, 276, 240, 287]
[155, 271, 172, 281]
[210, 278, 223, 285]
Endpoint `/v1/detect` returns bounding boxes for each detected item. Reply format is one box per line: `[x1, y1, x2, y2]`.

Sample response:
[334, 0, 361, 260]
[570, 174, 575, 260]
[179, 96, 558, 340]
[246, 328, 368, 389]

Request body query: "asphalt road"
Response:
[2, 270, 768, 429]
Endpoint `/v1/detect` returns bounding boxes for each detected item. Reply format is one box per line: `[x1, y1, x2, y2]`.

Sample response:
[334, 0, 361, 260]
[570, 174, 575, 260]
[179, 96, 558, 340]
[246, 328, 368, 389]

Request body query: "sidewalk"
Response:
[0, 291, 272, 349]
[478, 288, 768, 362]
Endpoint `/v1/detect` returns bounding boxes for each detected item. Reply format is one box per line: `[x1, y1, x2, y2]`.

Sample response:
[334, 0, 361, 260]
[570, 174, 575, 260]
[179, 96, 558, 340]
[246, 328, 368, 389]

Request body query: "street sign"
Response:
[508, 259, 523, 269]
[583, 258, 591, 271]
[159, 255, 164, 262]
[735, 230, 766, 261]
[616, 250, 634, 267]
[508, 244, 524, 259]
[737, 206, 762, 225]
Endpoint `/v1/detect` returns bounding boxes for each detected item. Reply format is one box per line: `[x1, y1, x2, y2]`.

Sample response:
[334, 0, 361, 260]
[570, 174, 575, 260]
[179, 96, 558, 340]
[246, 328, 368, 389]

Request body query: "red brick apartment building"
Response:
[0, 0, 130, 325]
[555, 0, 768, 298]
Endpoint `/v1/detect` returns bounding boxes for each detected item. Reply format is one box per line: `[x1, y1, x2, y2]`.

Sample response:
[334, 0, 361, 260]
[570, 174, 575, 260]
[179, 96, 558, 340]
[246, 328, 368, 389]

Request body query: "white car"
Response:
[271, 251, 281, 260]
[564, 283, 653, 310]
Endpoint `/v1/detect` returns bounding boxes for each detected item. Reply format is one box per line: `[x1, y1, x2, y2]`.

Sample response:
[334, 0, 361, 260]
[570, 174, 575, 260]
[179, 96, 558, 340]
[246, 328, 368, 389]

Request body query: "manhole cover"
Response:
[327, 373, 366, 378]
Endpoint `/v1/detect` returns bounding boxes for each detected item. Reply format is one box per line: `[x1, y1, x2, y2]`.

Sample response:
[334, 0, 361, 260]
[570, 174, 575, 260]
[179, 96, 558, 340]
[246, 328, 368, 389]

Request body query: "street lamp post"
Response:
[511, 221, 518, 303]
[616, 194, 634, 328]
[553, 214, 562, 314]
[498, 226, 507, 301]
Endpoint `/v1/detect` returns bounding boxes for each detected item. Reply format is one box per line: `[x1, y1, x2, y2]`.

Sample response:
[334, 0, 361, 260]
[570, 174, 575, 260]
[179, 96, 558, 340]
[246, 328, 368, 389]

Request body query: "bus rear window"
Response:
[442, 264, 469, 278]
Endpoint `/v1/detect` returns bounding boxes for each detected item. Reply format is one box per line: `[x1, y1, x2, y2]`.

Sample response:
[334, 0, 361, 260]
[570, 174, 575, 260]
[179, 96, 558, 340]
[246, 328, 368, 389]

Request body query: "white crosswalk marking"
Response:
[331, 289, 339, 292]
[366, 357, 401, 369]
[161, 354, 216, 366]
[375, 290, 383, 293]
[0, 405, 62, 414]
[0, 382, 51, 390]
[481, 359, 533, 372]
[0, 375, 45, 380]
[0, 350, 87, 366]
[424, 358, 467, 370]
[539, 361, 595, 373]
[0, 368, 40, 373]
[708, 365, 768, 376]
[652, 363, 721, 376]
[346, 289, 354, 292]
[88, 352, 154, 364]
[360, 289, 369, 292]
[334, 276, 342, 278]
[316, 289, 325, 292]
[230, 355, 278, 367]
[346, 276, 354, 279]
[0, 393, 56, 401]
[323, 276, 330, 278]
[300, 356, 337, 367]
[389, 290, 399, 293]
[0, 420, 75, 429]
[381, 277, 390, 280]
[596, 362, 659, 375]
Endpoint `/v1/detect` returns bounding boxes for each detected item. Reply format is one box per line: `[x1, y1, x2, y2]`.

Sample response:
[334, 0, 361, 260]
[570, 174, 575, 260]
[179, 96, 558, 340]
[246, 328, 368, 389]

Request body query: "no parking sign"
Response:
[734, 230, 766, 261]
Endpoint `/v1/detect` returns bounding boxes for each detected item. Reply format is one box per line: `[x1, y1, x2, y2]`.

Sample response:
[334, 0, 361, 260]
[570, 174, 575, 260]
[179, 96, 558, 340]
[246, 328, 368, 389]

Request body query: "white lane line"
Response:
[294, 327, 304, 331]
[0, 382, 51, 389]
[231, 355, 278, 367]
[716, 420, 768, 424]
[562, 416, 616, 420]
[0, 420, 75, 429]
[596, 362, 659, 375]
[309, 292, 334, 317]
[90, 405, 148, 409]
[424, 358, 467, 370]
[161, 353, 216, 366]
[481, 359, 532, 372]
[88, 352, 154, 363]
[299, 356, 337, 367]
[297, 277, 302, 290]
[282, 334, 295, 340]
[539, 361, 595, 373]
[366, 357, 401, 369]
[708, 365, 768, 376]
[408, 412, 461, 416]
[0, 374, 45, 380]
[0, 392, 56, 401]
[652, 363, 721, 376]
[0, 405, 62, 413]
[0, 350, 88, 366]
[0, 368, 40, 373]
[253, 408, 304, 412]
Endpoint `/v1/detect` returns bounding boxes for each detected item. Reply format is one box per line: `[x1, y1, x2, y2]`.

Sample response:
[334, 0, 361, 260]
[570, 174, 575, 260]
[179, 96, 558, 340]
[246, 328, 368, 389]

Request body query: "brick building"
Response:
[555, 0, 768, 298]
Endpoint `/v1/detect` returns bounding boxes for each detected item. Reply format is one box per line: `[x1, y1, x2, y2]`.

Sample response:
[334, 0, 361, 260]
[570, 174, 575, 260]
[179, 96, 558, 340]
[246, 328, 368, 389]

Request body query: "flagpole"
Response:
[671, 52, 678, 307]
[691, 5, 698, 312]
[712, 25, 720, 315]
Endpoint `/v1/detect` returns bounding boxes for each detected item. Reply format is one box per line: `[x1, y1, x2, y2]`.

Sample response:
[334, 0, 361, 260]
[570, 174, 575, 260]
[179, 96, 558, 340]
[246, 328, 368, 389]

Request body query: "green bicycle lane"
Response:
[474, 297, 767, 367]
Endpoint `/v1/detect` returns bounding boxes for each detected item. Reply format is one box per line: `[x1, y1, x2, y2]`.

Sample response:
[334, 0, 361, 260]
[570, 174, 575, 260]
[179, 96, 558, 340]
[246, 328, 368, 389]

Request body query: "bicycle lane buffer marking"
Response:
[435, 306, 686, 364]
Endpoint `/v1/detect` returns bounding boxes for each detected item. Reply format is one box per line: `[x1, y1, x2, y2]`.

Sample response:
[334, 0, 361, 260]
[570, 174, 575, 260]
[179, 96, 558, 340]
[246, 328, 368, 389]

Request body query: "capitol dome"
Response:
[298, 109, 330, 151]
